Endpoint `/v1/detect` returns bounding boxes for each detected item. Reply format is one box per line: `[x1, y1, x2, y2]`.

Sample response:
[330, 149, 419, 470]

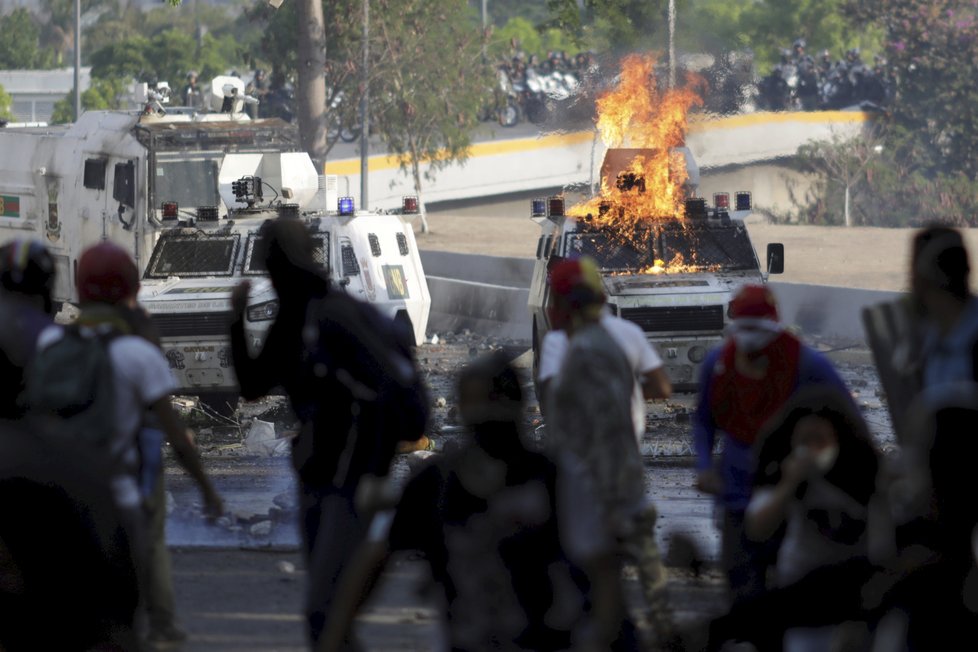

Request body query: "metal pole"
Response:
[74, 0, 81, 121]
[668, 0, 676, 89]
[359, 0, 369, 210]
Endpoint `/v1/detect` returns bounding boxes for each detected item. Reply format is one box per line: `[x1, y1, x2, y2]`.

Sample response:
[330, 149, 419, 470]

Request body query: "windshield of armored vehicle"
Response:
[566, 231, 656, 271]
[566, 223, 758, 272]
[243, 232, 330, 275]
[146, 233, 240, 278]
[154, 158, 221, 209]
[661, 224, 758, 271]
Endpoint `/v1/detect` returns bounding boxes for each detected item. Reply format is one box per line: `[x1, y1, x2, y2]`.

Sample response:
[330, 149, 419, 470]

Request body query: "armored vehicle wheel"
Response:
[198, 392, 239, 419]
[498, 100, 520, 127]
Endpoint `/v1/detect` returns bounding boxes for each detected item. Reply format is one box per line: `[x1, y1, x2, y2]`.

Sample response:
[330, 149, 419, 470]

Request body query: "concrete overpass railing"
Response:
[328, 111, 873, 210]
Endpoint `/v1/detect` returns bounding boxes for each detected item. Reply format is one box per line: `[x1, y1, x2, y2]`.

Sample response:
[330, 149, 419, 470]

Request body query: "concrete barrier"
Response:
[421, 250, 901, 345]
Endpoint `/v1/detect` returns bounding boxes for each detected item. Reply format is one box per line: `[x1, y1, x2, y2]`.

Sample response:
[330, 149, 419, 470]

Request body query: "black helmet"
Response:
[0, 239, 55, 310]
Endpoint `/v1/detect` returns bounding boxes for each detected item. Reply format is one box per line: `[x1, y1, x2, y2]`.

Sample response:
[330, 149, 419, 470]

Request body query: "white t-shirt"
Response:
[37, 327, 178, 508]
[538, 311, 663, 441]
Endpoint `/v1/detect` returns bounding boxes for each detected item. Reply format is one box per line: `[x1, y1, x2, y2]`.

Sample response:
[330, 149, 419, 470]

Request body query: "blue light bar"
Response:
[735, 191, 752, 212]
[338, 196, 355, 215]
[531, 198, 547, 217]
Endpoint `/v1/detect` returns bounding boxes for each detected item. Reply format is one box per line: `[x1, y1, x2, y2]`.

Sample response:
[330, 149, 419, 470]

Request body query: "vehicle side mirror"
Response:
[767, 243, 785, 275]
[113, 161, 135, 208]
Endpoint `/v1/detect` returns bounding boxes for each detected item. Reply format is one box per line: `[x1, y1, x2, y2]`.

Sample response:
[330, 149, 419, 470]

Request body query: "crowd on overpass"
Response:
[2, 219, 978, 650]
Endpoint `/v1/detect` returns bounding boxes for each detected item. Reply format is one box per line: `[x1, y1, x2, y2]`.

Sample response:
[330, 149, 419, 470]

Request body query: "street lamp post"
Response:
[74, 0, 81, 121]
[360, 0, 369, 210]
[668, 0, 676, 89]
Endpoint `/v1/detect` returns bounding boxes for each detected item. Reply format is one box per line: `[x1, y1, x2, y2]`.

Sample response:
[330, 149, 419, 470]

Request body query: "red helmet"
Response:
[77, 242, 139, 305]
[728, 284, 778, 321]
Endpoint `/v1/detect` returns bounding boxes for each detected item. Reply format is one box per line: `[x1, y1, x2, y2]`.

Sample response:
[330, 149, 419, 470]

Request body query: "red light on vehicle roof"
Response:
[161, 201, 178, 220]
[714, 192, 730, 209]
[402, 196, 419, 214]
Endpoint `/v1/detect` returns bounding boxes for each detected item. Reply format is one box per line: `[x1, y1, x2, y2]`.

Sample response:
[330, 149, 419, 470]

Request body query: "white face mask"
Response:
[814, 445, 839, 473]
[732, 329, 779, 353]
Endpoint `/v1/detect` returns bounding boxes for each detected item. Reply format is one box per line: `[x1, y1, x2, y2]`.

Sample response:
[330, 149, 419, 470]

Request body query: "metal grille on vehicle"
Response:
[341, 245, 360, 276]
[396, 233, 409, 256]
[368, 234, 381, 257]
[151, 311, 234, 337]
[619, 305, 725, 333]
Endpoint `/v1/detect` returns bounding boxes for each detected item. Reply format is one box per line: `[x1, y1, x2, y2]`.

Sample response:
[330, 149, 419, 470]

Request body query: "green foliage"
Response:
[544, 0, 667, 51]
[845, 0, 978, 182]
[369, 0, 493, 228]
[675, 0, 882, 72]
[489, 16, 580, 59]
[795, 130, 978, 226]
[50, 77, 128, 124]
[0, 83, 14, 121]
[0, 9, 47, 69]
[88, 28, 244, 87]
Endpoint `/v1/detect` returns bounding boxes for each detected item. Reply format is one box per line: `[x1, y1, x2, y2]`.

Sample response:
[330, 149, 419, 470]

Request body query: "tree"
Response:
[846, 0, 978, 181]
[50, 77, 127, 124]
[672, 0, 881, 72]
[370, 0, 491, 232]
[249, 0, 375, 158]
[0, 9, 45, 69]
[0, 83, 15, 121]
[797, 131, 885, 226]
[544, 0, 668, 52]
[89, 29, 240, 87]
[295, 0, 327, 164]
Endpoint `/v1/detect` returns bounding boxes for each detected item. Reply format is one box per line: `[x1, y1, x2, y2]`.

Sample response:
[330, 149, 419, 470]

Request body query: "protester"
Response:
[544, 257, 677, 646]
[321, 353, 636, 652]
[847, 383, 978, 650]
[706, 387, 881, 651]
[536, 257, 671, 433]
[693, 284, 851, 605]
[230, 218, 428, 646]
[28, 241, 222, 645]
[0, 420, 140, 651]
[910, 224, 978, 387]
[0, 239, 56, 419]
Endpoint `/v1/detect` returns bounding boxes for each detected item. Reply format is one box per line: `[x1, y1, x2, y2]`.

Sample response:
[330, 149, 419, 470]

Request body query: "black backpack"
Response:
[305, 293, 430, 445]
[25, 325, 119, 450]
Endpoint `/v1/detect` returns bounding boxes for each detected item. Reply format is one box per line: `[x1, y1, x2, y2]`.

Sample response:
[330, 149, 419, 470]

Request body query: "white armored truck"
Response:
[0, 91, 431, 410]
[528, 147, 784, 390]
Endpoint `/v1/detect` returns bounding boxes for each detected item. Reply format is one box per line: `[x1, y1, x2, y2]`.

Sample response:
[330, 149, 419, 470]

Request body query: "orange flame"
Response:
[568, 53, 703, 226]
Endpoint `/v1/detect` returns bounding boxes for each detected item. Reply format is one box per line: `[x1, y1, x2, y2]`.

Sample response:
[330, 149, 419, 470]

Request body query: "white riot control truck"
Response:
[0, 82, 292, 304]
[137, 178, 431, 414]
[0, 91, 430, 411]
[528, 147, 784, 390]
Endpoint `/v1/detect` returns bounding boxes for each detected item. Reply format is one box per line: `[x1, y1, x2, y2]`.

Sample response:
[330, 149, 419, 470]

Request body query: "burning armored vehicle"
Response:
[529, 54, 784, 390]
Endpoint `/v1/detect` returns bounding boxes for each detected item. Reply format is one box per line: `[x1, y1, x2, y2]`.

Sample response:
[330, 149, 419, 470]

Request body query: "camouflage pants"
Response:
[620, 504, 677, 649]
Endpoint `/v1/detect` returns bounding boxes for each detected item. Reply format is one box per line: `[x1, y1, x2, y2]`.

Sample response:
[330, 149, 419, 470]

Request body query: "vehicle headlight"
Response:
[246, 299, 279, 322]
[688, 345, 707, 363]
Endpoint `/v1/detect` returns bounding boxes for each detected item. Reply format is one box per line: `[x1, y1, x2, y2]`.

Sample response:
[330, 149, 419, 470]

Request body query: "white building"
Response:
[0, 67, 91, 123]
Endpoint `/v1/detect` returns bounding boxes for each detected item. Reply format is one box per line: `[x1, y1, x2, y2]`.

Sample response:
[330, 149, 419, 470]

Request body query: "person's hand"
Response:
[230, 280, 251, 317]
[782, 446, 818, 486]
[696, 469, 723, 495]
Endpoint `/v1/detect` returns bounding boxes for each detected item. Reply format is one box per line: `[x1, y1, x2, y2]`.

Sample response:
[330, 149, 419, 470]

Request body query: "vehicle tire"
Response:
[339, 126, 359, 143]
[497, 100, 519, 127]
[197, 392, 239, 419]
